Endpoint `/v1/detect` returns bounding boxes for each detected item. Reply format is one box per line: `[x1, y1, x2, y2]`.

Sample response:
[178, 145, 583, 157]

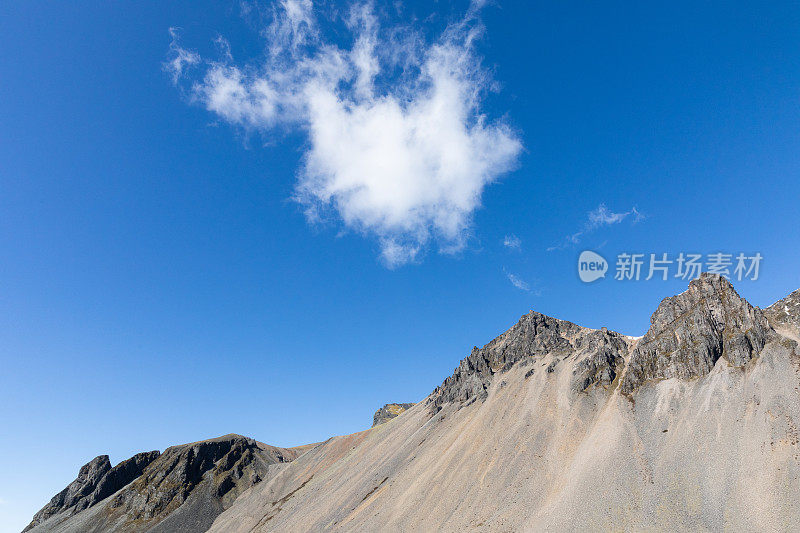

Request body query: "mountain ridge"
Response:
[25, 435, 314, 533]
[26, 274, 800, 532]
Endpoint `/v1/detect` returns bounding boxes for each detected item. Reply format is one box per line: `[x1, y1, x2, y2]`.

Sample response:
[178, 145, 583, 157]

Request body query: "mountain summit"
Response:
[26, 274, 800, 532]
[621, 273, 775, 393]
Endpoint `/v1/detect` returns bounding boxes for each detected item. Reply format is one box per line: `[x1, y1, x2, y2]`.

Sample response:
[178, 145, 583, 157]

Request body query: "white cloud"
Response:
[504, 270, 541, 295]
[167, 1, 521, 267]
[268, 0, 316, 53]
[196, 65, 281, 128]
[548, 203, 643, 251]
[506, 272, 530, 292]
[165, 28, 200, 85]
[587, 204, 641, 227]
[503, 234, 521, 250]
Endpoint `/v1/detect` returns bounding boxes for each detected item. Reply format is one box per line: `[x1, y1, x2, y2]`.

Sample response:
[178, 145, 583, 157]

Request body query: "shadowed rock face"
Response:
[372, 404, 415, 427]
[569, 327, 630, 393]
[108, 435, 279, 523]
[24, 451, 160, 531]
[26, 435, 312, 533]
[620, 273, 775, 394]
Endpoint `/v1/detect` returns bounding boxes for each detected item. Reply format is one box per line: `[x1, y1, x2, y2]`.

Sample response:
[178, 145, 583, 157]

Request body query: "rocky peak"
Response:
[108, 434, 286, 523]
[24, 451, 160, 531]
[25, 434, 310, 533]
[429, 275, 776, 410]
[765, 287, 800, 336]
[428, 311, 628, 412]
[372, 403, 414, 427]
[620, 273, 775, 394]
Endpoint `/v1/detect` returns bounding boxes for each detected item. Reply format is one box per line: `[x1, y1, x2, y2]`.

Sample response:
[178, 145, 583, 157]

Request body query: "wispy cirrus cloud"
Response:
[506, 272, 530, 291]
[504, 269, 541, 295]
[166, 1, 521, 268]
[547, 203, 643, 251]
[164, 28, 200, 85]
[503, 234, 521, 250]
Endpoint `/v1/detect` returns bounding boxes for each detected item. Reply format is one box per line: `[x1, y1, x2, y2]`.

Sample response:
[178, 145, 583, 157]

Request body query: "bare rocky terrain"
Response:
[26, 274, 800, 532]
[25, 435, 314, 533]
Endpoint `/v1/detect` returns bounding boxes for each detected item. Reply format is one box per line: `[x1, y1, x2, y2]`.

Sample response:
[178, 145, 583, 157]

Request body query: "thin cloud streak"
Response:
[504, 270, 541, 296]
[547, 203, 643, 251]
[507, 272, 530, 291]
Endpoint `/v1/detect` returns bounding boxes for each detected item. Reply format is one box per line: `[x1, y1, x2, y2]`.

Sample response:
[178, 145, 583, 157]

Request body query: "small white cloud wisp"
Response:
[506, 272, 530, 292]
[548, 203, 643, 251]
[503, 234, 521, 250]
[504, 269, 541, 295]
[165, 28, 200, 85]
[166, 1, 521, 267]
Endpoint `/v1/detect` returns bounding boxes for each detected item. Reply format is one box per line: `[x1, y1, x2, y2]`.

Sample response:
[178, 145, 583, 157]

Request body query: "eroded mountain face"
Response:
[430, 312, 580, 410]
[25, 435, 311, 533]
[24, 452, 160, 531]
[26, 274, 800, 532]
[108, 435, 283, 522]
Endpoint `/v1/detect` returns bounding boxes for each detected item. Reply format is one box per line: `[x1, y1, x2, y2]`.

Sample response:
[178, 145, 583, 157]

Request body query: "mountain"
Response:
[24, 452, 160, 531]
[26, 274, 800, 532]
[25, 435, 313, 533]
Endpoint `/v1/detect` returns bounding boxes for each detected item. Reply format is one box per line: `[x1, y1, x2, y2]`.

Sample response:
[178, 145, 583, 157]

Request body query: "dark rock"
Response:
[24, 451, 160, 531]
[570, 329, 630, 393]
[25, 434, 310, 533]
[109, 434, 290, 523]
[372, 403, 415, 427]
[429, 311, 630, 412]
[620, 273, 776, 394]
[429, 311, 582, 412]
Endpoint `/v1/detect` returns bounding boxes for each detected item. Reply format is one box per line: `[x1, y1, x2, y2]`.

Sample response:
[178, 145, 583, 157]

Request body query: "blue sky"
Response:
[2, 1, 800, 530]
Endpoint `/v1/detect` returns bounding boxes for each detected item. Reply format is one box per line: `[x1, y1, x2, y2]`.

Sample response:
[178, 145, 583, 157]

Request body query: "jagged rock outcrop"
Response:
[109, 435, 284, 523]
[429, 311, 631, 412]
[26, 434, 312, 533]
[620, 273, 776, 394]
[24, 451, 160, 531]
[429, 312, 580, 411]
[765, 287, 800, 336]
[569, 327, 630, 392]
[372, 404, 414, 427]
[430, 274, 777, 405]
